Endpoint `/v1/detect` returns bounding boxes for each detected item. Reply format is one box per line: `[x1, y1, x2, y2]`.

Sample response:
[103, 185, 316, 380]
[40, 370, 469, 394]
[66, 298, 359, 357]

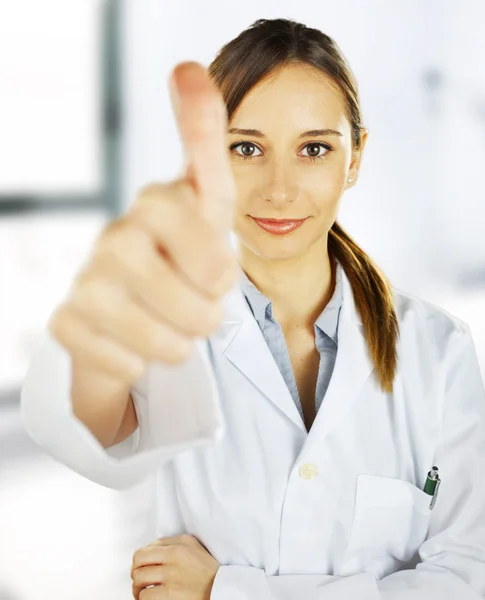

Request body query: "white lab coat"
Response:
[21, 267, 485, 600]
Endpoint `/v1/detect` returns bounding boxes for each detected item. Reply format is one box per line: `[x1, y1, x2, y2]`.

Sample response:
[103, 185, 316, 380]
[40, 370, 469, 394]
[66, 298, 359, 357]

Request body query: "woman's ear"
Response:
[347, 127, 369, 186]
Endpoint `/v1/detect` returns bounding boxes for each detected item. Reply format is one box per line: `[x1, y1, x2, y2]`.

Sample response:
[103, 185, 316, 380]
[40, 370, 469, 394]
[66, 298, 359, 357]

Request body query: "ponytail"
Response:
[329, 221, 399, 393]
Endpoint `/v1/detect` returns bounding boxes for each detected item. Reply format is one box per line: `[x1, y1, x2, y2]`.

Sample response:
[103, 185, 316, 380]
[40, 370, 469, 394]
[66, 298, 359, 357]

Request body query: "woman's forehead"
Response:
[230, 68, 348, 138]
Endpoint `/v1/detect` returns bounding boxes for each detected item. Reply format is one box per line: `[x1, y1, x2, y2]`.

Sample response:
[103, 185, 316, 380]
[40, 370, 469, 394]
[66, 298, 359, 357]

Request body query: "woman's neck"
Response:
[237, 238, 335, 331]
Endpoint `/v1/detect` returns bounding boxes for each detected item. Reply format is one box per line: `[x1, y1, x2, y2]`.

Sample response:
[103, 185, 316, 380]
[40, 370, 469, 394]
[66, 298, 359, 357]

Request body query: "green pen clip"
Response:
[423, 466, 441, 510]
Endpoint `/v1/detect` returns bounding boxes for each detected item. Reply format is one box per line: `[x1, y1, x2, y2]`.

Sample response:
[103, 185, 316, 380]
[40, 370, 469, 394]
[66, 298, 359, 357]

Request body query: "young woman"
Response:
[21, 18, 485, 600]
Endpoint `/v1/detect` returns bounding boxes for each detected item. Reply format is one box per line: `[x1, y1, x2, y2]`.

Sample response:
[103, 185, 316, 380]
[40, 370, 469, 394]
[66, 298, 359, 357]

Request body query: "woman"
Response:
[21, 18, 485, 600]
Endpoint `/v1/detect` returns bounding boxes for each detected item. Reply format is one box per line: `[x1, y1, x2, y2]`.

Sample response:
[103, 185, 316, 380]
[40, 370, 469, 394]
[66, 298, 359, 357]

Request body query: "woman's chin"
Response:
[239, 239, 308, 262]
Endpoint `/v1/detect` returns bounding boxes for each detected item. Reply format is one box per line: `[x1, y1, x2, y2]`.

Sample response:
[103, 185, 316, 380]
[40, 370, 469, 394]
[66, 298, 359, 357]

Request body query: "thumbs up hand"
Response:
[49, 61, 239, 386]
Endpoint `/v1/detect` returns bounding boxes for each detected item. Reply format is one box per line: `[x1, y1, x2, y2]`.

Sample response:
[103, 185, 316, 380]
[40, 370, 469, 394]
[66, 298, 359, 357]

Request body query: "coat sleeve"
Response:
[20, 330, 225, 491]
[210, 322, 485, 600]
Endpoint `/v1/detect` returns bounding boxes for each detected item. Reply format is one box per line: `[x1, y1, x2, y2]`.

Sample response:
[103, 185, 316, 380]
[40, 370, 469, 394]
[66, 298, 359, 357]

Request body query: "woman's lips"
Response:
[251, 217, 308, 235]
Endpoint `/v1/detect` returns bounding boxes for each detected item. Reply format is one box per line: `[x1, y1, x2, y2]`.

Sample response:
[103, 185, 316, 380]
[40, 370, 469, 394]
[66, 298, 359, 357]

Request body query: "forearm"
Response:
[211, 565, 480, 600]
[71, 361, 133, 448]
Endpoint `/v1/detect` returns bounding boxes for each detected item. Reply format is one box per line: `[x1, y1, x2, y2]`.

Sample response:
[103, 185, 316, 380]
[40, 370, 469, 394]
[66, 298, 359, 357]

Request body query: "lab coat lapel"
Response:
[214, 263, 375, 437]
[216, 273, 306, 431]
[304, 269, 375, 448]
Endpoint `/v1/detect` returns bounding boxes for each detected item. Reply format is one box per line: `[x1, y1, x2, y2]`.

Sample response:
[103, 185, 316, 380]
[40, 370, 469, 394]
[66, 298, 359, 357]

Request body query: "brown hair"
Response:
[208, 18, 399, 393]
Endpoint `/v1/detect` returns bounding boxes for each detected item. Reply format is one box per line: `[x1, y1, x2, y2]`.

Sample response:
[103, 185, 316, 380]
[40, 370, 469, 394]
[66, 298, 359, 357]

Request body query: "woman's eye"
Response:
[301, 142, 332, 161]
[229, 142, 262, 160]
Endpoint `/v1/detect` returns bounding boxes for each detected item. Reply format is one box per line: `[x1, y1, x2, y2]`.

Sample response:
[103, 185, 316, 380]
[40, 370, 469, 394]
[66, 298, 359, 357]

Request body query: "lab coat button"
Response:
[299, 463, 318, 480]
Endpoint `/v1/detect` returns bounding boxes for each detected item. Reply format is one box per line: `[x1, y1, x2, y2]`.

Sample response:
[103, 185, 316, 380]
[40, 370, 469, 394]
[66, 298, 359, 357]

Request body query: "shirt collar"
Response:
[239, 259, 343, 343]
[239, 269, 273, 332]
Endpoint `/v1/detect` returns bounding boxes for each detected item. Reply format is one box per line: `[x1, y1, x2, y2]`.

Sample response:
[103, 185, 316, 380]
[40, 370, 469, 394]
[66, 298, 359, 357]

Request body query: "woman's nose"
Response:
[264, 176, 300, 207]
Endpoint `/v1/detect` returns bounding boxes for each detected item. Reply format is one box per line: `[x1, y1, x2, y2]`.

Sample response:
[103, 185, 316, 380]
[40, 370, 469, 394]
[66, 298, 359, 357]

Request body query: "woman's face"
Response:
[227, 64, 367, 262]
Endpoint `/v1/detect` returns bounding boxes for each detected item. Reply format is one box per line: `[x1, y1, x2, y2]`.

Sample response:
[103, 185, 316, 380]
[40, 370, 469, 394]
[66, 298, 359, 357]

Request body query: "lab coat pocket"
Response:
[338, 473, 432, 579]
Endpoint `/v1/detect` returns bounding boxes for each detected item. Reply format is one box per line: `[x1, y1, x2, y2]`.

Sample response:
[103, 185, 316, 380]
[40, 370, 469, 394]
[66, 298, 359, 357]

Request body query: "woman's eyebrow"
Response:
[227, 127, 343, 138]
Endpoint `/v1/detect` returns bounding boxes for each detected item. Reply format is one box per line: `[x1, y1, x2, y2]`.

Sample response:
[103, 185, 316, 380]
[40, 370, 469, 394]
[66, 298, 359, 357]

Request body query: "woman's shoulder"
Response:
[392, 284, 466, 328]
[391, 285, 468, 357]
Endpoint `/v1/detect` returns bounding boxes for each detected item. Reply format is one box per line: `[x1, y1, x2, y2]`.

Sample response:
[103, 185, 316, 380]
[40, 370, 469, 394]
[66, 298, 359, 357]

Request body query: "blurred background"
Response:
[1, 0, 484, 598]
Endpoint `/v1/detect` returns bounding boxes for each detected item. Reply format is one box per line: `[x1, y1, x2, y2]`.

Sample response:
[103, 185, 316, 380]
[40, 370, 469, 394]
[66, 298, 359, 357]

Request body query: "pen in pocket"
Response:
[423, 466, 441, 510]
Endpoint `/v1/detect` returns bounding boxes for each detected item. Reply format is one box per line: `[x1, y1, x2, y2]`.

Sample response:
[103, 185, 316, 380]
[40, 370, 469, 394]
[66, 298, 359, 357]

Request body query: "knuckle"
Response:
[132, 189, 189, 239]
[98, 219, 149, 264]
[47, 306, 66, 337]
[124, 357, 147, 382]
[73, 277, 113, 316]
[145, 324, 193, 364]
[170, 544, 186, 560]
[199, 256, 228, 290]
[131, 568, 141, 584]
[207, 243, 236, 280]
[209, 257, 239, 297]
[212, 238, 234, 269]
[153, 196, 183, 232]
[95, 230, 124, 264]
[143, 325, 168, 358]
[168, 337, 194, 363]
[116, 233, 152, 274]
[48, 305, 74, 344]
[197, 300, 224, 335]
[98, 217, 128, 247]
[131, 551, 140, 567]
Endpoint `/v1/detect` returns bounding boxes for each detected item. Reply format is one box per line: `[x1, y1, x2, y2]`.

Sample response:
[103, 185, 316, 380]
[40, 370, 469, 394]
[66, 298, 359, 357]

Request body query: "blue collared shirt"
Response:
[239, 261, 343, 424]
